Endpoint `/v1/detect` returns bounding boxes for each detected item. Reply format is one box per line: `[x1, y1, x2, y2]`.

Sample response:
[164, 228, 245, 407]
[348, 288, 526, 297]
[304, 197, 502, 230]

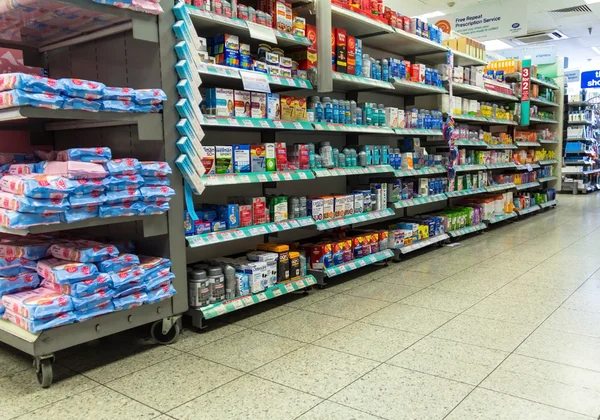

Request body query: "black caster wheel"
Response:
[150, 320, 181, 345]
[302, 290, 309, 296]
[36, 359, 53, 388]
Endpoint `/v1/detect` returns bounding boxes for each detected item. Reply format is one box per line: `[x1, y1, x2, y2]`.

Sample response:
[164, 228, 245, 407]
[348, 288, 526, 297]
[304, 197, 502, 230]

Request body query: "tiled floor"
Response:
[3, 194, 600, 419]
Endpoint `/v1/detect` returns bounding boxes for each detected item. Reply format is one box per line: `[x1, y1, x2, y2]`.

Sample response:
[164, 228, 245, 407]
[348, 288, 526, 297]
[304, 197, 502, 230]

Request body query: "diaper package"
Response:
[42, 273, 112, 298]
[104, 159, 141, 175]
[71, 289, 114, 312]
[0, 257, 37, 277]
[37, 258, 98, 284]
[0, 272, 40, 295]
[1, 174, 75, 198]
[105, 175, 144, 191]
[99, 202, 145, 218]
[3, 309, 76, 333]
[113, 291, 147, 311]
[134, 89, 167, 105]
[72, 178, 109, 195]
[0, 191, 69, 214]
[97, 253, 139, 273]
[62, 97, 102, 112]
[49, 240, 119, 263]
[0, 239, 50, 259]
[140, 186, 175, 202]
[56, 148, 112, 163]
[139, 202, 170, 215]
[1, 287, 73, 319]
[69, 192, 107, 207]
[105, 188, 141, 204]
[75, 301, 115, 322]
[0, 208, 61, 229]
[60, 206, 99, 223]
[143, 176, 170, 186]
[110, 266, 145, 289]
[139, 161, 172, 177]
[0, 90, 64, 110]
[146, 283, 176, 304]
[103, 87, 135, 101]
[0, 73, 63, 94]
[43, 161, 107, 179]
[60, 78, 105, 100]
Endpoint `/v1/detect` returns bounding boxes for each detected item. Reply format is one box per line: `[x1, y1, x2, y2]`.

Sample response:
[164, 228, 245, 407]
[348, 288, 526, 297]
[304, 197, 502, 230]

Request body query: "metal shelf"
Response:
[313, 122, 394, 134]
[540, 199, 558, 208]
[200, 115, 313, 131]
[531, 77, 560, 90]
[515, 141, 541, 147]
[309, 249, 394, 280]
[516, 182, 541, 190]
[448, 223, 486, 238]
[421, 50, 487, 67]
[331, 72, 395, 92]
[455, 164, 487, 172]
[390, 79, 447, 96]
[396, 233, 449, 254]
[455, 140, 488, 147]
[446, 187, 487, 198]
[314, 165, 394, 177]
[314, 209, 394, 230]
[394, 167, 446, 177]
[201, 170, 315, 186]
[516, 205, 541, 216]
[452, 114, 518, 126]
[395, 128, 443, 136]
[485, 183, 515, 193]
[393, 193, 447, 209]
[530, 117, 560, 124]
[451, 83, 517, 101]
[539, 139, 560, 144]
[566, 120, 592, 126]
[530, 97, 560, 108]
[538, 176, 558, 183]
[197, 63, 312, 91]
[485, 212, 517, 224]
[486, 162, 517, 170]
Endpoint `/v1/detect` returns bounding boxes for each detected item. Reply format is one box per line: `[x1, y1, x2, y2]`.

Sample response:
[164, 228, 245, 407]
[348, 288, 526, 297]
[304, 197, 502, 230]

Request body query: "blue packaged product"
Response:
[113, 283, 146, 298]
[0, 272, 40, 295]
[110, 266, 145, 289]
[101, 100, 137, 113]
[74, 301, 115, 322]
[105, 188, 141, 204]
[1, 174, 75, 199]
[0, 208, 61, 229]
[49, 240, 118, 263]
[176, 79, 203, 106]
[104, 158, 141, 175]
[57, 147, 111, 163]
[103, 86, 135, 101]
[71, 178, 109, 195]
[145, 267, 174, 290]
[140, 186, 175, 202]
[138, 256, 171, 278]
[3, 309, 76, 333]
[8, 163, 40, 175]
[0, 73, 63, 94]
[69, 192, 106, 207]
[134, 89, 167, 105]
[1, 287, 73, 319]
[37, 258, 98, 284]
[97, 253, 139, 273]
[70, 289, 114, 312]
[105, 174, 144, 191]
[60, 78, 105, 100]
[139, 161, 172, 177]
[0, 90, 64, 109]
[175, 60, 202, 90]
[42, 273, 112, 298]
[113, 291, 147, 311]
[143, 176, 170, 186]
[145, 283, 176, 305]
[60, 205, 99, 223]
[0, 257, 36, 277]
[134, 103, 162, 113]
[0, 191, 68, 214]
[218, 204, 239, 229]
[99, 201, 145, 218]
[139, 202, 169, 215]
[0, 240, 50, 260]
[62, 97, 102, 112]
[0, 304, 4, 316]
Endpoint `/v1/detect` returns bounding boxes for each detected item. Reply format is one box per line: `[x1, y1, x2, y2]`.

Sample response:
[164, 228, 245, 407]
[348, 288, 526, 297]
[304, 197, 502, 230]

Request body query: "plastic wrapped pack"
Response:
[143, 176, 170, 186]
[42, 272, 112, 298]
[139, 186, 175, 202]
[110, 266, 145, 289]
[62, 97, 101, 112]
[0, 257, 37, 277]
[49, 240, 119, 263]
[0, 73, 63, 94]
[75, 301, 115, 322]
[139, 161, 171, 177]
[134, 89, 166, 105]
[101, 100, 137, 113]
[57, 147, 112, 163]
[0, 302, 4, 316]
[43, 161, 107, 179]
[103, 87, 135, 101]
[72, 178, 109, 195]
[145, 283, 176, 304]
[2, 287, 73, 319]
[105, 188, 141, 204]
[113, 291, 147, 311]
[0, 239, 50, 259]
[139, 202, 169, 215]
[1, 174, 75, 198]
[99, 201, 145, 218]
[60, 205, 99, 223]
[0, 272, 40, 295]
[0, 208, 61, 229]
[104, 158, 141, 175]
[60, 78, 105, 100]
[105, 175, 144, 192]
[0, 90, 64, 110]
[136, 103, 163, 113]
[71, 289, 114, 311]
[0, 191, 69, 214]
[3, 309, 76, 333]
[138, 256, 171, 277]
[145, 269, 175, 291]
[113, 283, 146, 298]
[69, 192, 106, 207]
[127, 0, 164, 14]
[8, 163, 41, 175]
[37, 258, 98, 284]
[97, 253, 139, 273]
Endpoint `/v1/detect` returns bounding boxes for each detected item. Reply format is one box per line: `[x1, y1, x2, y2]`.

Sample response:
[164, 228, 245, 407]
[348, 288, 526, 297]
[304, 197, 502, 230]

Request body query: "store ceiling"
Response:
[393, 0, 600, 69]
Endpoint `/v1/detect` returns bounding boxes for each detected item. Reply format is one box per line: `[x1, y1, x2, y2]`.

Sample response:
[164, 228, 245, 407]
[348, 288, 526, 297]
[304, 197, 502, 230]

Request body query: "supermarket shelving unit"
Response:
[0, 0, 188, 387]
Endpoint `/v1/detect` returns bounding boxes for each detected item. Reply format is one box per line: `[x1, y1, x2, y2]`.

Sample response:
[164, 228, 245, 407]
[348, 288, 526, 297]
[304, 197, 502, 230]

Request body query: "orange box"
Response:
[322, 196, 334, 219]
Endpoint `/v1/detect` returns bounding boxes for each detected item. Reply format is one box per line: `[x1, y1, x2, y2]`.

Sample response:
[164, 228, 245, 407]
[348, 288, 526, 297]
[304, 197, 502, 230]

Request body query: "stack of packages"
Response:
[0, 73, 166, 113]
[0, 147, 174, 229]
[1, 238, 176, 333]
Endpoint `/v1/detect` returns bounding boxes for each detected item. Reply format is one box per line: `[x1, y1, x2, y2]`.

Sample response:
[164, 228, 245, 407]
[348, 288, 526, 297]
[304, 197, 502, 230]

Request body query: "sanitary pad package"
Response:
[139, 256, 171, 277]
[143, 176, 170, 186]
[71, 178, 109, 195]
[62, 97, 102, 112]
[105, 188, 141, 204]
[42, 161, 107, 179]
[145, 268, 175, 291]
[1, 174, 75, 198]
[0, 239, 50, 259]
[0, 74, 63, 94]
[140, 186, 175, 202]
[1, 287, 73, 319]
[42, 273, 112, 298]
[0, 90, 64, 110]
[104, 159, 141, 175]
[57, 147, 112, 163]
[139, 161, 172, 177]
[75, 301, 115, 322]
[3, 309, 76, 333]
[146, 283, 176, 304]
[49, 240, 119, 263]
[0, 272, 40, 295]
[134, 89, 167, 105]
[97, 253, 139, 273]
[0, 191, 68, 213]
[103, 87, 135, 101]
[68, 192, 106, 207]
[99, 201, 145, 218]
[0, 257, 37, 277]
[139, 202, 170, 215]
[113, 291, 147, 311]
[110, 266, 145, 289]
[60, 206, 99, 223]
[37, 258, 98, 284]
[60, 78, 105, 100]
[0, 208, 61, 229]
[105, 175, 144, 191]
[101, 100, 137, 113]
[71, 289, 114, 312]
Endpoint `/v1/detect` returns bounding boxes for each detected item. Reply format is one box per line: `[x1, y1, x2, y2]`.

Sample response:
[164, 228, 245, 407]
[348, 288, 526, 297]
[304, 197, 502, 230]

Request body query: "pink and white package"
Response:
[0, 238, 50, 259]
[42, 161, 107, 179]
[3, 309, 76, 333]
[146, 283, 176, 304]
[49, 240, 119, 263]
[0, 174, 75, 198]
[0, 191, 68, 214]
[42, 272, 112, 298]
[2, 287, 73, 319]
[37, 258, 98, 284]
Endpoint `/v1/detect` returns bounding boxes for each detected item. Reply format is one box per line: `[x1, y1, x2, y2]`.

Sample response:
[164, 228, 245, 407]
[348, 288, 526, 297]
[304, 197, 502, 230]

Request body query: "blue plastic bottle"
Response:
[315, 101, 323, 122]
[332, 99, 339, 123]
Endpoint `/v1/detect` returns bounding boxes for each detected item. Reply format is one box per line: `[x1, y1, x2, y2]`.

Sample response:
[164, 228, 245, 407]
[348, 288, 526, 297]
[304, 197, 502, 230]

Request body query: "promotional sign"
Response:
[435, 0, 527, 41]
[521, 58, 531, 126]
[580, 70, 600, 89]
[499, 46, 557, 65]
[565, 70, 580, 83]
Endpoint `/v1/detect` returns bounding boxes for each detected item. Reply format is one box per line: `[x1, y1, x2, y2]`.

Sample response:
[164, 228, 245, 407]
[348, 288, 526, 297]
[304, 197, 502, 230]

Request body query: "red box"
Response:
[275, 142, 288, 171]
[239, 205, 253, 227]
[402, 15, 411, 32]
[331, 29, 336, 70]
[335, 28, 347, 73]
[347, 35, 356, 75]
[289, 24, 317, 70]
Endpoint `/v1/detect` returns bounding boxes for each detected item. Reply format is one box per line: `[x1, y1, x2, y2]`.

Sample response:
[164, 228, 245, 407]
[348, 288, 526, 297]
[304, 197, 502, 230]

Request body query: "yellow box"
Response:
[280, 96, 307, 122]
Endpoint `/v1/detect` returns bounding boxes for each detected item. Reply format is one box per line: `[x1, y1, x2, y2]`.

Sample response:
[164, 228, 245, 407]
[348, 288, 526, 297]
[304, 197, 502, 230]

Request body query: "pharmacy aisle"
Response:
[1, 194, 599, 419]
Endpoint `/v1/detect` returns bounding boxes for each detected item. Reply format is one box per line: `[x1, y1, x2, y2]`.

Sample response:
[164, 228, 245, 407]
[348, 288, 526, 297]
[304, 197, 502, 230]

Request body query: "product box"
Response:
[333, 196, 345, 218]
[252, 197, 267, 225]
[218, 204, 239, 229]
[239, 204, 253, 227]
[353, 193, 364, 214]
[210, 219, 227, 232]
[267, 93, 280, 119]
[202, 145, 215, 175]
[334, 28, 347, 73]
[251, 92, 267, 119]
[352, 236, 363, 258]
[280, 95, 306, 121]
[342, 195, 354, 215]
[385, 107, 398, 128]
[292, 15, 306, 37]
[234, 90, 251, 117]
[265, 52, 279, 66]
[397, 109, 405, 128]
[269, 196, 288, 222]
[275, 142, 287, 170]
[401, 152, 413, 169]
[331, 241, 343, 265]
[309, 243, 332, 269]
[214, 88, 234, 117]
[215, 145, 233, 174]
[233, 144, 250, 173]
[274, 1, 292, 33]
[280, 56, 292, 69]
[267, 65, 280, 76]
[264, 143, 276, 171]
[355, 38, 362, 76]
[250, 144, 266, 172]
[307, 197, 324, 221]
[347, 35, 356, 75]
[289, 24, 317, 70]
[321, 196, 334, 219]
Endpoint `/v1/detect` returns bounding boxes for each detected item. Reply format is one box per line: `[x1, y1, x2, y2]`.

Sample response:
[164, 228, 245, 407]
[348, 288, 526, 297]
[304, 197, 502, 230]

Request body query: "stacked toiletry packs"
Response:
[0, 73, 167, 112]
[1, 236, 176, 333]
[0, 147, 174, 229]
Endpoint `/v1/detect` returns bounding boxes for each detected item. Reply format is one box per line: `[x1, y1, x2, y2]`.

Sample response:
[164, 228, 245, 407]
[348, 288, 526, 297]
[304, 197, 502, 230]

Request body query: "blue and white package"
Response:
[105, 188, 141, 204]
[1, 174, 75, 198]
[62, 97, 101, 112]
[0, 257, 37, 277]
[0, 191, 68, 213]
[75, 301, 114, 322]
[134, 89, 166, 105]
[145, 269, 175, 291]
[49, 240, 119, 263]
[0, 240, 50, 260]
[57, 147, 111, 163]
[140, 186, 175, 202]
[0, 303, 4, 316]
[69, 192, 106, 207]
[110, 266, 145, 289]
[176, 79, 202, 106]
[143, 176, 170, 186]
[42, 273, 112, 298]
[139, 202, 169, 215]
[173, 3, 203, 51]
[59, 78, 105, 100]
[0, 272, 40, 295]
[105, 174, 144, 191]
[60, 205, 99, 223]
[1, 287, 73, 319]
[139, 256, 171, 278]
[99, 201, 144, 218]
[71, 289, 114, 312]
[139, 161, 172, 177]
[175, 41, 201, 74]
[104, 158, 141, 175]
[175, 60, 202, 90]
[0, 90, 64, 110]
[113, 283, 146, 299]
[145, 283, 176, 304]
[175, 99, 203, 140]
[0, 73, 64, 94]
[72, 178, 109, 195]
[134, 103, 163, 113]
[101, 100, 137, 113]
[8, 163, 40, 175]
[176, 136, 206, 178]
[103, 86, 135, 101]
[175, 154, 204, 195]
[172, 22, 203, 70]
[37, 258, 97, 284]
[113, 291, 147, 311]
[97, 253, 139, 273]
[0, 208, 61, 229]
[3, 309, 76, 333]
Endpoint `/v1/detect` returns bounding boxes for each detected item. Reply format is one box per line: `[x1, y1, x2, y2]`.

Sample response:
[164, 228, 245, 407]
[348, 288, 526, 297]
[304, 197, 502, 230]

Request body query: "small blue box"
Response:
[218, 204, 239, 229]
[203, 210, 217, 222]
[211, 219, 227, 232]
[195, 221, 211, 234]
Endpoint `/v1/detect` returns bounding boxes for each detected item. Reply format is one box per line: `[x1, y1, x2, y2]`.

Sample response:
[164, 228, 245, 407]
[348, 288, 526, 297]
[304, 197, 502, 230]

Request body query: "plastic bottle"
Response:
[323, 97, 332, 122]
[307, 108, 315, 122]
[358, 151, 367, 167]
[382, 146, 389, 165]
[315, 100, 323, 122]
[382, 58, 389, 81]
[378, 104, 385, 126]
[356, 107, 363, 125]
[338, 151, 345, 167]
[365, 145, 372, 165]
[315, 154, 322, 168]
[319, 141, 333, 168]
[350, 100, 357, 124]
[344, 100, 351, 124]
[308, 143, 315, 168]
[332, 99, 339, 123]
[332, 148, 339, 167]
[299, 196, 307, 217]
[188, 269, 209, 307]
[350, 149, 357, 166]
[376, 185, 383, 210]
[207, 266, 225, 303]
[339, 100, 346, 123]
[298, 251, 307, 276]
[223, 263, 236, 299]
[373, 146, 381, 165]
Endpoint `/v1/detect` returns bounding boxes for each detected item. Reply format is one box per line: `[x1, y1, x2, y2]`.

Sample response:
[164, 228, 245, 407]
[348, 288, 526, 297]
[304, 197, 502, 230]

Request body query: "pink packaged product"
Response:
[42, 273, 112, 298]
[0, 256, 37, 277]
[1, 287, 73, 319]
[0, 174, 75, 198]
[42, 161, 107, 179]
[56, 147, 111, 163]
[49, 240, 119, 263]
[0, 238, 50, 259]
[127, 0, 164, 15]
[0, 73, 63, 94]
[105, 174, 144, 191]
[97, 253, 139, 273]
[60, 205, 99, 223]
[37, 258, 98, 284]
[75, 300, 115, 322]
[110, 266, 145, 289]
[104, 158, 141, 175]
[70, 288, 114, 312]
[3, 309, 76, 333]
[0, 207, 61, 229]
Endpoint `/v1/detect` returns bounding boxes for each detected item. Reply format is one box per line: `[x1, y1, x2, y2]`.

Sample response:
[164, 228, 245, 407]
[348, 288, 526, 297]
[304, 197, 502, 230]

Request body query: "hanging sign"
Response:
[580, 70, 600, 89]
[435, 0, 527, 41]
[499, 46, 556, 65]
[521, 58, 531, 126]
[565, 70, 580, 83]
[246, 21, 277, 44]
[240, 70, 271, 93]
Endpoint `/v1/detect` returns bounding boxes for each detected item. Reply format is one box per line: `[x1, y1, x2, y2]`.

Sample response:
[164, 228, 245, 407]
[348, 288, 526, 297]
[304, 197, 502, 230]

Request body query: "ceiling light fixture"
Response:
[414, 11, 445, 21]
[584, 0, 600, 4]
[592, 46, 600, 55]
[483, 39, 514, 51]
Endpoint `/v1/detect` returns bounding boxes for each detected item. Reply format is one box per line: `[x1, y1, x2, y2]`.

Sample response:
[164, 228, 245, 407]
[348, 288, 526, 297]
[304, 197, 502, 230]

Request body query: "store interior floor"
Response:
[2, 195, 600, 420]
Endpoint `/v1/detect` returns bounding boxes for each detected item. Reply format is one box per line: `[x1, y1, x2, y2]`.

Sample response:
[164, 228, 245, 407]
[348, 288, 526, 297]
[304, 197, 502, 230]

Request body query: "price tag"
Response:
[207, 234, 219, 243]
[339, 265, 347, 273]
[227, 118, 239, 126]
[249, 226, 268, 235]
[282, 172, 293, 180]
[272, 288, 283, 297]
[257, 174, 268, 182]
[239, 70, 271, 93]
[358, 260, 367, 267]
[293, 122, 303, 130]
[232, 230, 245, 238]
[219, 232, 234, 241]
[267, 225, 279, 233]
[215, 66, 229, 76]
[214, 305, 227, 315]
[243, 119, 254, 127]
[315, 124, 324, 130]
[273, 120, 284, 129]
[242, 296, 254, 305]
[289, 220, 300, 228]
[232, 300, 244, 309]
[246, 21, 277, 43]
[257, 293, 267, 302]
[526, 164, 533, 172]
[298, 171, 307, 179]
[284, 283, 294, 292]
[259, 120, 270, 128]
[299, 218, 312, 226]
[299, 80, 308, 88]
[286, 78, 296, 86]
[238, 175, 250, 183]
[278, 222, 291, 230]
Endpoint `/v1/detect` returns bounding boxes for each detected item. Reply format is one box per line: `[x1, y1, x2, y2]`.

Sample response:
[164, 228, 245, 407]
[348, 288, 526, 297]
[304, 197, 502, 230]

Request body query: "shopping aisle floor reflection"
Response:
[2, 195, 600, 419]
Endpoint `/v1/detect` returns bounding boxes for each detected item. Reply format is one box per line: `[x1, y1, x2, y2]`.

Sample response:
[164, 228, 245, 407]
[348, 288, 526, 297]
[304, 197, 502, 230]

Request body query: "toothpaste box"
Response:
[251, 92, 267, 119]
[233, 144, 250, 173]
[267, 93, 280, 119]
[215, 145, 233, 174]
[234, 90, 251, 117]
[250, 144, 266, 172]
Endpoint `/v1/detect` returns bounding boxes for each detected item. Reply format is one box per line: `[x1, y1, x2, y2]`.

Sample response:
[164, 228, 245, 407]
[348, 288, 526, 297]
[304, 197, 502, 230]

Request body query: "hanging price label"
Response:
[259, 120, 270, 128]
[240, 70, 271, 93]
[246, 21, 277, 43]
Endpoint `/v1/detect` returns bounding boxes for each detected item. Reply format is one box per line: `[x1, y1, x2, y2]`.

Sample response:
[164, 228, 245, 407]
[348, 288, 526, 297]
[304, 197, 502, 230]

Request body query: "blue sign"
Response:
[581, 70, 600, 88]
